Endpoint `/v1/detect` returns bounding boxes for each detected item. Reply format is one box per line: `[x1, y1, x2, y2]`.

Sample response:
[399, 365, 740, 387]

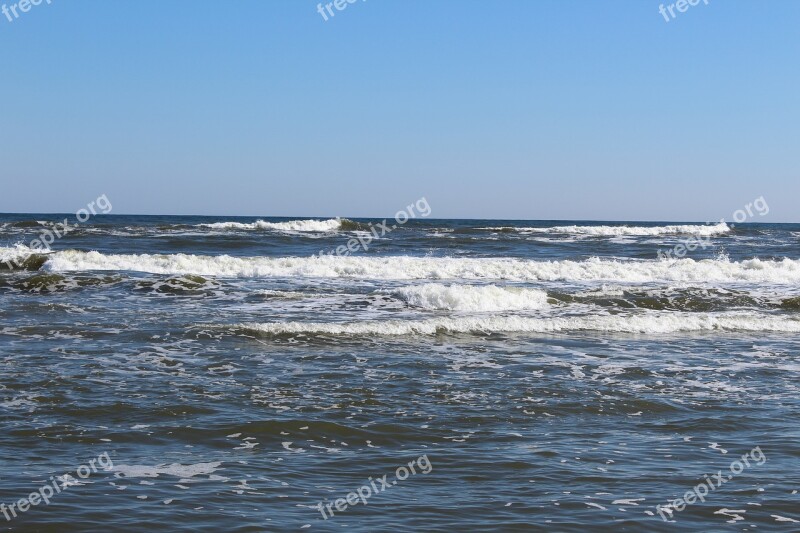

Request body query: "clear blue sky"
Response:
[1, 0, 798, 221]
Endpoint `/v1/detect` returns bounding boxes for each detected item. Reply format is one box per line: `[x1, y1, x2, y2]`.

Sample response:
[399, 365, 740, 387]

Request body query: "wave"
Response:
[4, 273, 77, 293]
[134, 275, 221, 296]
[551, 285, 769, 312]
[0, 245, 50, 271]
[233, 312, 800, 337]
[781, 297, 800, 311]
[0, 272, 121, 293]
[42, 252, 800, 284]
[481, 222, 731, 237]
[198, 218, 345, 232]
[392, 284, 550, 311]
[6, 220, 47, 229]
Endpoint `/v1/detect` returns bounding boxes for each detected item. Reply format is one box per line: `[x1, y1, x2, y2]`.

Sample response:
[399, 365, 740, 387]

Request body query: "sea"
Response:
[1, 214, 799, 532]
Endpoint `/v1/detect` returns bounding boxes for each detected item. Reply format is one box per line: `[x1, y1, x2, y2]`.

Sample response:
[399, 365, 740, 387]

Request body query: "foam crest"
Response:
[198, 218, 342, 232]
[484, 222, 731, 237]
[0, 244, 51, 270]
[393, 284, 549, 311]
[43, 252, 800, 284]
[236, 312, 800, 337]
[0, 244, 36, 263]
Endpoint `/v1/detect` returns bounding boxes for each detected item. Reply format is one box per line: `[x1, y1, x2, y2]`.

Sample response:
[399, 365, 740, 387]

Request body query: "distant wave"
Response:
[392, 284, 550, 311]
[41, 252, 800, 284]
[481, 222, 731, 237]
[4, 220, 47, 229]
[197, 218, 345, 232]
[233, 312, 800, 337]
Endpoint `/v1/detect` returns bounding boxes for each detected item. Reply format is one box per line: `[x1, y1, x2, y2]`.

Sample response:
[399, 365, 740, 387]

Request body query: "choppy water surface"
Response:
[1, 215, 799, 531]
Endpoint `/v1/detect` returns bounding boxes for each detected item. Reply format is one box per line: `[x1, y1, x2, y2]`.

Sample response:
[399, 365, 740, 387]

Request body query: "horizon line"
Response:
[0, 212, 793, 224]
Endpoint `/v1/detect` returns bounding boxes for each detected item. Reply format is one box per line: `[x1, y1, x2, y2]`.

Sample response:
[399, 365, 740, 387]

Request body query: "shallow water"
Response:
[1, 215, 799, 531]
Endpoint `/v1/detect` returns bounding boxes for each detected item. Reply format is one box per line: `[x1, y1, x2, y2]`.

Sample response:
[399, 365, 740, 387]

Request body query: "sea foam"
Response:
[392, 283, 550, 311]
[482, 222, 731, 237]
[43, 252, 800, 284]
[198, 218, 342, 232]
[235, 312, 800, 337]
[0, 244, 51, 270]
[0, 244, 36, 263]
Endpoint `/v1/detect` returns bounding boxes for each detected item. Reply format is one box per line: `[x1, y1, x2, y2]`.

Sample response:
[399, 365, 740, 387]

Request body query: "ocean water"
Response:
[1, 215, 799, 532]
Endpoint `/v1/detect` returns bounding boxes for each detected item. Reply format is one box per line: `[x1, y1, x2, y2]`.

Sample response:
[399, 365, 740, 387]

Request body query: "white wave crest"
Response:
[483, 222, 731, 237]
[393, 284, 549, 311]
[43, 252, 800, 284]
[236, 312, 800, 337]
[0, 244, 46, 264]
[199, 218, 342, 232]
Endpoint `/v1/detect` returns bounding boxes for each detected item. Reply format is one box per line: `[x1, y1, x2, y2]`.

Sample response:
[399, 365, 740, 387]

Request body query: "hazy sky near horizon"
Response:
[1, 0, 798, 221]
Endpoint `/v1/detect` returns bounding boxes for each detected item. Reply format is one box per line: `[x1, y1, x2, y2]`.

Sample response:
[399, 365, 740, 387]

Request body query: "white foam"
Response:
[113, 461, 222, 479]
[237, 312, 800, 336]
[43, 252, 800, 284]
[577, 284, 627, 297]
[255, 289, 308, 299]
[198, 218, 341, 232]
[393, 284, 549, 311]
[0, 244, 46, 264]
[484, 222, 731, 237]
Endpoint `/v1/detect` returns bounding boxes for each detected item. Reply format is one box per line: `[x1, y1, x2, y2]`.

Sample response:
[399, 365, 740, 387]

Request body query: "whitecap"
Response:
[43, 252, 800, 285]
[198, 218, 342, 232]
[235, 312, 800, 337]
[483, 222, 731, 237]
[392, 283, 549, 311]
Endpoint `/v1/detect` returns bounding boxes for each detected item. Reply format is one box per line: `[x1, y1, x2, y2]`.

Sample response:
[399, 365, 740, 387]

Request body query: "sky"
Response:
[0, 0, 798, 221]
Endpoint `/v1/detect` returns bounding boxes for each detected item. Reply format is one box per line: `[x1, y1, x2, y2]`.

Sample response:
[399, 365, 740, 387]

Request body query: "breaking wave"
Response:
[198, 218, 345, 232]
[392, 283, 550, 311]
[0, 245, 50, 271]
[233, 312, 800, 337]
[42, 252, 800, 284]
[482, 222, 731, 237]
[5, 220, 47, 229]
